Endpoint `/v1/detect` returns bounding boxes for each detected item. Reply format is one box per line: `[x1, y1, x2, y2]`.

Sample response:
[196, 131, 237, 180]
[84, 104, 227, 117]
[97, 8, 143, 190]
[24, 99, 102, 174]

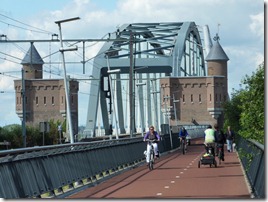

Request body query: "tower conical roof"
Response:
[205, 34, 229, 61]
[21, 43, 44, 65]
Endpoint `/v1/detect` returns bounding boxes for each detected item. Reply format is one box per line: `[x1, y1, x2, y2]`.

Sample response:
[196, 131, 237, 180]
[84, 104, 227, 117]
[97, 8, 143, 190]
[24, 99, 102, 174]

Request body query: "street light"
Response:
[55, 17, 80, 144]
[105, 51, 121, 139]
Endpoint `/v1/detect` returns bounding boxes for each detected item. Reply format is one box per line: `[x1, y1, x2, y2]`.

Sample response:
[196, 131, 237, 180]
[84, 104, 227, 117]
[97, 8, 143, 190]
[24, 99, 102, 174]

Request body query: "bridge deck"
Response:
[68, 139, 251, 199]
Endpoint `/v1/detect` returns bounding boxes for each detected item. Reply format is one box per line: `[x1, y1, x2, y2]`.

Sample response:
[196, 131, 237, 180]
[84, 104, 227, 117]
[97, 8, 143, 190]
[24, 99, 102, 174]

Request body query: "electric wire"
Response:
[0, 13, 54, 35]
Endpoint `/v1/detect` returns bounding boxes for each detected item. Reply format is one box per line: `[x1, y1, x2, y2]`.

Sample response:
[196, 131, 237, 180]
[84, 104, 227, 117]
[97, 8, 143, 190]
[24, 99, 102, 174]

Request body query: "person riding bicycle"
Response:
[143, 126, 161, 164]
[214, 124, 225, 161]
[204, 125, 215, 155]
[179, 127, 188, 151]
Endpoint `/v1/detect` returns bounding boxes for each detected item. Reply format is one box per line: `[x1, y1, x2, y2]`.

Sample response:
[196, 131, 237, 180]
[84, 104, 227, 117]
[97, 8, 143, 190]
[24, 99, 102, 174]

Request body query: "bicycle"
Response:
[198, 143, 217, 168]
[146, 139, 156, 170]
[217, 144, 224, 165]
[180, 137, 186, 155]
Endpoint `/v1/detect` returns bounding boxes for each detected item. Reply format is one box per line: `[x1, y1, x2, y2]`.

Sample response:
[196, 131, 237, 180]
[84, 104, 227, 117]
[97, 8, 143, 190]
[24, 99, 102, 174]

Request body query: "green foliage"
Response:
[223, 62, 264, 144]
[26, 125, 42, 147]
[47, 119, 65, 144]
[2, 124, 23, 148]
[239, 62, 264, 144]
[223, 89, 243, 133]
[0, 119, 66, 149]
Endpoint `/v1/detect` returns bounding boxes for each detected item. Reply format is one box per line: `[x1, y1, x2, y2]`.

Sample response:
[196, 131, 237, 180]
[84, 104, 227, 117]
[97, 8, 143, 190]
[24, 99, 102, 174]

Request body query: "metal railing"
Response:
[0, 128, 209, 198]
[236, 135, 265, 198]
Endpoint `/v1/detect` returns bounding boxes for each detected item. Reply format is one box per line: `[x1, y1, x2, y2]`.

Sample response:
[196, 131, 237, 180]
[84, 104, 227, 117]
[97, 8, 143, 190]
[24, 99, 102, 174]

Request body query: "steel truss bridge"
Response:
[83, 22, 209, 138]
[0, 21, 212, 139]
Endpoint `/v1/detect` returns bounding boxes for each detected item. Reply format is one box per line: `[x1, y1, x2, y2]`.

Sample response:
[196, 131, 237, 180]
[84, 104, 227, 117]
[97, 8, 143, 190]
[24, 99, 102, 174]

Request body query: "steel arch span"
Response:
[83, 22, 207, 137]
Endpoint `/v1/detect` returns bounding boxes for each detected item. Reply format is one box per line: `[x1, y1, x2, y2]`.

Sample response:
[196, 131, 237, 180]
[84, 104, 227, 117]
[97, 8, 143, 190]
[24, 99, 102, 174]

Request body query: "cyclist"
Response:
[214, 124, 225, 161]
[143, 126, 161, 164]
[178, 127, 188, 151]
[204, 125, 215, 155]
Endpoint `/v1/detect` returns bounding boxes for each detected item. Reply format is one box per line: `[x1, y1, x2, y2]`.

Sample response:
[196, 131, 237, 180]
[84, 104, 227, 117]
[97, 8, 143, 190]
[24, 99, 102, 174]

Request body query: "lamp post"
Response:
[21, 68, 26, 147]
[55, 17, 80, 144]
[105, 53, 121, 139]
[129, 31, 135, 137]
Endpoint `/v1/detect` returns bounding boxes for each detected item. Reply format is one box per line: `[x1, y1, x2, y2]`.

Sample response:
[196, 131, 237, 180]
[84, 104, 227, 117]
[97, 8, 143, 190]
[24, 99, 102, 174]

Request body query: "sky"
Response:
[0, 0, 265, 127]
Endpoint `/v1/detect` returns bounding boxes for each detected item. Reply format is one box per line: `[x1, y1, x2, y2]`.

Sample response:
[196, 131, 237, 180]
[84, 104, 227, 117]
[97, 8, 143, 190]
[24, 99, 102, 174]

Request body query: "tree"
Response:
[239, 62, 264, 144]
[223, 89, 243, 133]
[223, 62, 264, 144]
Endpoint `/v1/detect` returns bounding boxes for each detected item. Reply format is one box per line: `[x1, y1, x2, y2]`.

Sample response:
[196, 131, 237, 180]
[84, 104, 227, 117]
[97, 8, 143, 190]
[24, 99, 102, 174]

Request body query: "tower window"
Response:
[191, 94, 193, 102]
[36, 97, 38, 104]
[52, 96, 54, 105]
[183, 94, 185, 102]
[199, 94, 201, 102]
[44, 96, 46, 105]
[210, 94, 211, 102]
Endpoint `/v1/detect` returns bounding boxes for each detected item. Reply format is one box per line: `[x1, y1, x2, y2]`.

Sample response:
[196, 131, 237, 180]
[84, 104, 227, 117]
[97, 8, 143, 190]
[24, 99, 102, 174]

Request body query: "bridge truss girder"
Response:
[84, 22, 206, 137]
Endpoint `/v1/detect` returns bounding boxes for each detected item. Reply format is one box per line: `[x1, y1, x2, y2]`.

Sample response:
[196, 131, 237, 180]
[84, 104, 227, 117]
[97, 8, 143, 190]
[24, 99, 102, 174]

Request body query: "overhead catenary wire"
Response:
[0, 13, 54, 35]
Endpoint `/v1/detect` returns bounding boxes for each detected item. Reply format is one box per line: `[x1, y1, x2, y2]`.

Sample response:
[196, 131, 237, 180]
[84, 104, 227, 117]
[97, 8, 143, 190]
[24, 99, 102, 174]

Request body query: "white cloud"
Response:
[249, 12, 264, 40]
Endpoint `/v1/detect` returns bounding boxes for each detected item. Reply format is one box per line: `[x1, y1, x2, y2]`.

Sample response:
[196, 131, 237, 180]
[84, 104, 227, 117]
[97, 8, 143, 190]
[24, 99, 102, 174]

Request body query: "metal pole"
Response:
[136, 78, 146, 136]
[21, 68, 26, 147]
[55, 22, 74, 143]
[129, 31, 134, 137]
[43, 130, 45, 146]
[106, 55, 119, 139]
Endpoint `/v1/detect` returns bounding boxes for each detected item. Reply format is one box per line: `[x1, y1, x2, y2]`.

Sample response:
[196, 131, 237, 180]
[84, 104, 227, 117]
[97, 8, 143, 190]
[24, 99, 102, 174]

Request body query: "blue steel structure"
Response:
[84, 22, 206, 137]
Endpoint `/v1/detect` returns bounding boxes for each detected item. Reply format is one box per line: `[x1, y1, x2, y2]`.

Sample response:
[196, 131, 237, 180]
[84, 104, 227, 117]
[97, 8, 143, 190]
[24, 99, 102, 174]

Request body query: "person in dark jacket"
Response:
[178, 127, 189, 150]
[214, 124, 225, 161]
[225, 126, 235, 152]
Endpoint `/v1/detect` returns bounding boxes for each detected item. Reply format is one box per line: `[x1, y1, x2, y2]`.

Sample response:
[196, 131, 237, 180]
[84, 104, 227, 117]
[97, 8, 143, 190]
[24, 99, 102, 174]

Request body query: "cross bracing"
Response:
[83, 21, 207, 137]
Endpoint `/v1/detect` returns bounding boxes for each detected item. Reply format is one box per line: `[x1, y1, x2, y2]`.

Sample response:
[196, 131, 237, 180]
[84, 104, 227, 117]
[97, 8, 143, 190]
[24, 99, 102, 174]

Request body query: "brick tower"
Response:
[14, 43, 79, 136]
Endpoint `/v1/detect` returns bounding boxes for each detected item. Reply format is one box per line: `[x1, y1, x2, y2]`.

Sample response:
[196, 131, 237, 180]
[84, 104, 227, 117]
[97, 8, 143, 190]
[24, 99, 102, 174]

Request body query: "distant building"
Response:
[160, 34, 229, 129]
[14, 43, 79, 135]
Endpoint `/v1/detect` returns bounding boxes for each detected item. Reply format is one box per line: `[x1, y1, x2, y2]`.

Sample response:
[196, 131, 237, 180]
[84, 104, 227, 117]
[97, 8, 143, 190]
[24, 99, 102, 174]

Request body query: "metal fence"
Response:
[236, 135, 265, 198]
[0, 132, 181, 199]
[0, 128, 206, 199]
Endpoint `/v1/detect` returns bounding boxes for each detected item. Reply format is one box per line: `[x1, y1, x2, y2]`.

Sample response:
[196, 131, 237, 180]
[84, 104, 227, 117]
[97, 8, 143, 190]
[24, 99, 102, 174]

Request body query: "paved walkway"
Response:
[68, 139, 251, 199]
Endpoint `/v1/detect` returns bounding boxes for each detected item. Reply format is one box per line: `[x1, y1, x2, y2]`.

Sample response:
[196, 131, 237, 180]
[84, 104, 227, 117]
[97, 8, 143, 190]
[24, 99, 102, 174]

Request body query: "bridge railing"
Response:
[236, 135, 265, 198]
[0, 128, 205, 199]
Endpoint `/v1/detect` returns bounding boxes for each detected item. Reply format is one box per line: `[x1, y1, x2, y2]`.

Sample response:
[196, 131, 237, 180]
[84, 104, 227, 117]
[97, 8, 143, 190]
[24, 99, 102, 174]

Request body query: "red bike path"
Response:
[68, 138, 251, 199]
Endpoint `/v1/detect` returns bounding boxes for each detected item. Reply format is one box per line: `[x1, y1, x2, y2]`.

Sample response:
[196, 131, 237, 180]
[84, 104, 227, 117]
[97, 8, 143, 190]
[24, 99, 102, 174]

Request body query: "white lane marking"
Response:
[156, 193, 162, 196]
[176, 176, 180, 178]
[171, 181, 175, 183]
[180, 171, 184, 174]
[164, 186, 169, 189]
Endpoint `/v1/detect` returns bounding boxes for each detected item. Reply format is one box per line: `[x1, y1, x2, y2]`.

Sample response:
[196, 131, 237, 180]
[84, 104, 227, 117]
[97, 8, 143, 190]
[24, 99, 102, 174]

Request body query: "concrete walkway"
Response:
[68, 139, 251, 199]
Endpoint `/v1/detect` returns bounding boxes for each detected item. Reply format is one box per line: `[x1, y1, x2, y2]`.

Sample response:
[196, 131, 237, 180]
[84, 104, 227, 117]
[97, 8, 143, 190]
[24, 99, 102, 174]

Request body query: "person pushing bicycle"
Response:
[143, 126, 161, 164]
